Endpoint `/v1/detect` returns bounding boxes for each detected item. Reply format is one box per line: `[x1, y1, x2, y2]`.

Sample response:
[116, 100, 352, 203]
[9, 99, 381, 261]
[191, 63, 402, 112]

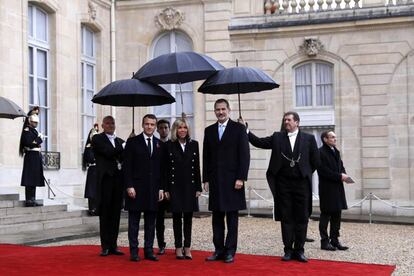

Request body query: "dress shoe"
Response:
[321, 242, 336, 251]
[295, 252, 308, 263]
[100, 249, 110, 256]
[305, 237, 315, 242]
[281, 252, 293, 261]
[224, 255, 234, 263]
[130, 254, 140, 262]
[110, 248, 125, 255]
[25, 201, 35, 207]
[175, 248, 185, 260]
[331, 241, 349, 251]
[157, 247, 166, 255]
[184, 248, 192, 260]
[205, 253, 224, 261]
[144, 254, 159, 261]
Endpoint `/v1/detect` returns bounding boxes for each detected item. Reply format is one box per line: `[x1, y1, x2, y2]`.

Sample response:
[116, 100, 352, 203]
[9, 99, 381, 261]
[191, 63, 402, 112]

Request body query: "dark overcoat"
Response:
[317, 144, 348, 213]
[248, 130, 319, 220]
[20, 126, 44, 187]
[203, 119, 250, 212]
[162, 140, 202, 213]
[92, 133, 124, 213]
[83, 145, 97, 199]
[123, 133, 162, 212]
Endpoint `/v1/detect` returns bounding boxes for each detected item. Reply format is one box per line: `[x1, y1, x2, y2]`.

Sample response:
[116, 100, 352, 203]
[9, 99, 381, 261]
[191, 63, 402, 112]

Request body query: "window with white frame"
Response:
[81, 26, 96, 147]
[152, 31, 194, 128]
[28, 4, 50, 150]
[295, 62, 333, 108]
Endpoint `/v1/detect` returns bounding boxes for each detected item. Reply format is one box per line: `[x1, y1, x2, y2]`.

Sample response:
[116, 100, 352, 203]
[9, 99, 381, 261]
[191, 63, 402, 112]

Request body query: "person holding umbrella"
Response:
[162, 118, 202, 260]
[19, 107, 44, 207]
[203, 99, 250, 263]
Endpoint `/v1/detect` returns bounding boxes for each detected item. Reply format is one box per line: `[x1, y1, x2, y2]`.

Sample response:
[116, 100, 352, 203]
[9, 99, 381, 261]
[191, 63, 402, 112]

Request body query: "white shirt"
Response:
[180, 142, 186, 152]
[143, 133, 153, 155]
[105, 133, 116, 147]
[287, 129, 299, 151]
[218, 118, 229, 138]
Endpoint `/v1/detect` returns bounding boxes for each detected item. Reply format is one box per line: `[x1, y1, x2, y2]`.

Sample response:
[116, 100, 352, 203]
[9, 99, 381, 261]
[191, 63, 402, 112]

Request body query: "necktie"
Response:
[218, 125, 224, 140]
[147, 138, 152, 156]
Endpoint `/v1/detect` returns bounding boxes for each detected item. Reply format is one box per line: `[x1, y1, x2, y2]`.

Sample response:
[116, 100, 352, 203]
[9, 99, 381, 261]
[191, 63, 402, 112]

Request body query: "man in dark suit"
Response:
[155, 119, 170, 255]
[203, 99, 250, 263]
[318, 130, 349, 251]
[246, 111, 319, 262]
[124, 114, 164, 262]
[92, 116, 125, 257]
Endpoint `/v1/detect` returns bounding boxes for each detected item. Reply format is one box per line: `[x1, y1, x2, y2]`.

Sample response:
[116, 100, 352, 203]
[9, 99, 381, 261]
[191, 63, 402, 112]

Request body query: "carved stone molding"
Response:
[155, 7, 185, 31]
[300, 37, 324, 57]
[88, 1, 97, 21]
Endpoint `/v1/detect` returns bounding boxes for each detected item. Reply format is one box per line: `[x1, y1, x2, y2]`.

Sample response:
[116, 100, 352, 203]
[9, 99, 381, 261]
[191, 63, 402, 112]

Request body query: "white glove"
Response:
[38, 133, 44, 140]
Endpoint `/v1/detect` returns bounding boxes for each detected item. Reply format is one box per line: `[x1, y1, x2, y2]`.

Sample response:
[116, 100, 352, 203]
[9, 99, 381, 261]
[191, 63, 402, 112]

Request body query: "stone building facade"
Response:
[1, 0, 413, 215]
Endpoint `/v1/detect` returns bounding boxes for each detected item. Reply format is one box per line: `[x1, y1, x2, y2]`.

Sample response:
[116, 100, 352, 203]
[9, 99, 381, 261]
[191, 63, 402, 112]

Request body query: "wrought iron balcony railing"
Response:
[41, 151, 61, 170]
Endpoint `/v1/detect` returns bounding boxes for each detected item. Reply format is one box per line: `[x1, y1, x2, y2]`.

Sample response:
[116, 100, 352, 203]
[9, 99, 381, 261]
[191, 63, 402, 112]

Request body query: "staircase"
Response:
[0, 193, 101, 245]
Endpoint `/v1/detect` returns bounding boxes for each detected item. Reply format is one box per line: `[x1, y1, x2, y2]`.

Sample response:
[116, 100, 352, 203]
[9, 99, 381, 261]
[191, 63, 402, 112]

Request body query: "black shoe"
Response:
[331, 241, 349, 251]
[282, 252, 293, 261]
[175, 248, 185, 260]
[144, 254, 159, 261]
[25, 201, 35, 207]
[183, 248, 192, 260]
[321, 242, 336, 251]
[157, 247, 166, 255]
[305, 237, 315, 242]
[295, 252, 308, 263]
[224, 255, 234, 263]
[110, 248, 125, 255]
[130, 254, 140, 262]
[206, 253, 224, 261]
[100, 249, 110, 256]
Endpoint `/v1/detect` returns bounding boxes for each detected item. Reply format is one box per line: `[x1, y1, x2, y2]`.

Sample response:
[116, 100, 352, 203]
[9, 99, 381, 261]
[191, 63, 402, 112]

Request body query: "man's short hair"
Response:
[321, 130, 335, 144]
[142, 114, 157, 124]
[283, 111, 300, 123]
[102, 115, 115, 123]
[214, 98, 230, 109]
[157, 119, 170, 128]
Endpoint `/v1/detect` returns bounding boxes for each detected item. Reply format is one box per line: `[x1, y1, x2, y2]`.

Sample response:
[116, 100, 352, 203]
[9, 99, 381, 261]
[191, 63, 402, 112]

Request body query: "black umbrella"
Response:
[92, 78, 175, 134]
[133, 51, 224, 117]
[198, 63, 279, 118]
[0, 96, 26, 119]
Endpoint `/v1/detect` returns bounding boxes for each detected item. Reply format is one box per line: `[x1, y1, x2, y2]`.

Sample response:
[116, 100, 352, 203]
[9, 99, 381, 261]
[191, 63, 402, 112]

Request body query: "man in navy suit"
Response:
[92, 116, 125, 257]
[247, 111, 319, 262]
[203, 99, 250, 263]
[123, 114, 164, 262]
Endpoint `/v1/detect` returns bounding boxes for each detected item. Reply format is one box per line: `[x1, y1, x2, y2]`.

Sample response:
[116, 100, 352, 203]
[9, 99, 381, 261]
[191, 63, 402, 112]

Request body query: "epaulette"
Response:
[24, 127, 29, 131]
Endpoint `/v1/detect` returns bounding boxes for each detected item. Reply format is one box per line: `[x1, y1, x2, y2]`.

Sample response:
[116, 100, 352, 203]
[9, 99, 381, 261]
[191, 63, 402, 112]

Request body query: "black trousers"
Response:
[172, 212, 193, 248]
[156, 200, 168, 248]
[212, 210, 239, 257]
[278, 176, 309, 254]
[319, 211, 342, 243]
[99, 175, 123, 251]
[25, 186, 36, 202]
[128, 210, 157, 255]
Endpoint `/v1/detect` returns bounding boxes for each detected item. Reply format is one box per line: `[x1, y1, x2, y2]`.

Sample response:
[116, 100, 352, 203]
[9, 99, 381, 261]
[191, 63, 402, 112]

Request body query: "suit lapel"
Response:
[219, 119, 232, 143]
[103, 133, 115, 148]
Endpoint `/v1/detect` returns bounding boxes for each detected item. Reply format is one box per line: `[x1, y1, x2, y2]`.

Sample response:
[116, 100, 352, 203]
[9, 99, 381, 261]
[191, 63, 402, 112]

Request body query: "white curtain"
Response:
[295, 63, 312, 106]
[316, 63, 333, 106]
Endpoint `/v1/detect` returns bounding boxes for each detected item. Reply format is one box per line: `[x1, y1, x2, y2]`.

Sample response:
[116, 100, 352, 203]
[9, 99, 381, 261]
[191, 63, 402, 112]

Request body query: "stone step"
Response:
[0, 210, 85, 225]
[0, 194, 20, 201]
[0, 204, 67, 217]
[0, 199, 44, 209]
[0, 217, 86, 235]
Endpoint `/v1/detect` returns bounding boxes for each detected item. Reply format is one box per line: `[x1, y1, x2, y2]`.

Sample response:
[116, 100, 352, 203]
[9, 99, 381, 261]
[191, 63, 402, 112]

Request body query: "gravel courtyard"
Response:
[43, 216, 413, 275]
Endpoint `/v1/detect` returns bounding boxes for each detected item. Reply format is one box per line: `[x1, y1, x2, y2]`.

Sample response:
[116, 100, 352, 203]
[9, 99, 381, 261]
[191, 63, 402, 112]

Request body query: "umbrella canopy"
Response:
[198, 66, 279, 94]
[92, 79, 175, 106]
[0, 96, 26, 119]
[133, 51, 224, 84]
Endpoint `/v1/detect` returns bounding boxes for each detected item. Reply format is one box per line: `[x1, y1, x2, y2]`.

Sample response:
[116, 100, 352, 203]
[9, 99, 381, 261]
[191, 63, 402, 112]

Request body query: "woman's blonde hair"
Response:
[171, 118, 191, 142]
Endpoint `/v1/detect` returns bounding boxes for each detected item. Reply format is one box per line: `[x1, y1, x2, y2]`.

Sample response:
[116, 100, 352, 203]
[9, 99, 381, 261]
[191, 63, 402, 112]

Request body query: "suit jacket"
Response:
[92, 132, 124, 212]
[248, 130, 319, 220]
[123, 133, 162, 212]
[317, 144, 348, 213]
[162, 139, 202, 213]
[203, 119, 250, 211]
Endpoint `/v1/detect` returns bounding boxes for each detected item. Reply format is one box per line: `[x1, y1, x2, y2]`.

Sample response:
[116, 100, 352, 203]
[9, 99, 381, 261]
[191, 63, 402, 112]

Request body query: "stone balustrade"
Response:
[263, 0, 413, 14]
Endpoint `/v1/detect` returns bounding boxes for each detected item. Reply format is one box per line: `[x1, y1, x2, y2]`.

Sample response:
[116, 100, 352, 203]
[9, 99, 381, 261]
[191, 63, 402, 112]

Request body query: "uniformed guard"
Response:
[19, 107, 45, 207]
[83, 123, 99, 215]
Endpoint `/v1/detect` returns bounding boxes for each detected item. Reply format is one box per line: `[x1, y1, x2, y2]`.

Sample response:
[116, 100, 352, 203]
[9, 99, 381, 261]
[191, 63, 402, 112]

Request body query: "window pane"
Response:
[29, 47, 33, 75]
[154, 103, 172, 117]
[37, 50, 47, 78]
[86, 64, 94, 90]
[175, 91, 193, 116]
[154, 34, 171, 57]
[86, 90, 94, 115]
[85, 28, 94, 57]
[295, 64, 312, 107]
[175, 32, 192, 52]
[29, 77, 34, 105]
[37, 79, 47, 106]
[35, 8, 47, 41]
[316, 63, 333, 106]
[28, 6, 34, 37]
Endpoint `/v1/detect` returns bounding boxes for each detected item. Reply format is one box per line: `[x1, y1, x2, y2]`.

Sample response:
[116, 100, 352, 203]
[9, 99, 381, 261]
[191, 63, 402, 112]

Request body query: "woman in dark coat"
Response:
[83, 124, 99, 215]
[162, 118, 202, 260]
[19, 107, 44, 207]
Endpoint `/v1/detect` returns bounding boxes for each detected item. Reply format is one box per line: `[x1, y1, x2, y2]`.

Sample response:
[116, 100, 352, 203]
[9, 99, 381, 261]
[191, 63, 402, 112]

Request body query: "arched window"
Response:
[151, 31, 194, 127]
[81, 25, 96, 147]
[28, 4, 50, 150]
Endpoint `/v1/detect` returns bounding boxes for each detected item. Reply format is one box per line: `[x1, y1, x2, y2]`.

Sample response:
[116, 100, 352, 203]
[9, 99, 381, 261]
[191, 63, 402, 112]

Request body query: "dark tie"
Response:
[147, 138, 152, 156]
